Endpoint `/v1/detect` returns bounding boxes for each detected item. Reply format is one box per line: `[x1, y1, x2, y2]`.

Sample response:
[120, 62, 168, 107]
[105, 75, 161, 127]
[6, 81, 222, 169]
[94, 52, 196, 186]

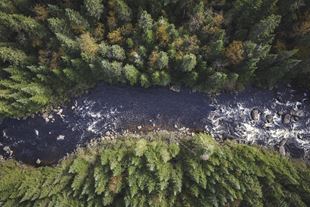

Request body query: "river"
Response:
[0, 84, 309, 165]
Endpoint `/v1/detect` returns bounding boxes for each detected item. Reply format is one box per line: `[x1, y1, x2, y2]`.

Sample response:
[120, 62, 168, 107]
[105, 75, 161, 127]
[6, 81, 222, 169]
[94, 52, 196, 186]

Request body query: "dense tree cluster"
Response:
[0, 132, 310, 207]
[0, 0, 310, 117]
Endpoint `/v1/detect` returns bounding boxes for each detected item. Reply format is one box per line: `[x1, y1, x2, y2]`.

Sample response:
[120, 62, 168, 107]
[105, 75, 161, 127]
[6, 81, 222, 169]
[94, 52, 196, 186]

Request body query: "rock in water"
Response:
[279, 146, 286, 156]
[3, 146, 13, 156]
[36, 159, 41, 165]
[251, 109, 260, 121]
[266, 115, 273, 123]
[283, 114, 291, 124]
[57, 135, 65, 141]
[170, 86, 181, 93]
[296, 110, 305, 117]
[278, 139, 287, 156]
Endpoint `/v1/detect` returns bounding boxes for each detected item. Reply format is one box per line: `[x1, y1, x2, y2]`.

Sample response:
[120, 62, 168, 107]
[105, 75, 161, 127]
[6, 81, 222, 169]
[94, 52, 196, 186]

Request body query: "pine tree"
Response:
[0, 47, 30, 66]
[65, 8, 90, 34]
[0, 12, 45, 38]
[79, 32, 99, 61]
[225, 41, 245, 65]
[140, 73, 151, 88]
[112, 0, 132, 23]
[124, 64, 140, 86]
[107, 45, 126, 61]
[256, 50, 300, 88]
[249, 14, 281, 44]
[84, 0, 104, 20]
[177, 53, 197, 72]
[206, 72, 228, 92]
[149, 51, 169, 70]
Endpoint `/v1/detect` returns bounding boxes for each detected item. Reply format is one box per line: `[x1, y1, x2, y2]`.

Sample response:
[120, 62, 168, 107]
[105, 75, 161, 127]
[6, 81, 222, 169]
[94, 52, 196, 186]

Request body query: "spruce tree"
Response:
[84, 0, 104, 20]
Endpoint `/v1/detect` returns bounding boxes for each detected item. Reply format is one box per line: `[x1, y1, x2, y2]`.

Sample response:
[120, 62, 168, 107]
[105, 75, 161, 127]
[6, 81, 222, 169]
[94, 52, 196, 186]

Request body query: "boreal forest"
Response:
[0, 0, 309, 117]
[0, 0, 310, 207]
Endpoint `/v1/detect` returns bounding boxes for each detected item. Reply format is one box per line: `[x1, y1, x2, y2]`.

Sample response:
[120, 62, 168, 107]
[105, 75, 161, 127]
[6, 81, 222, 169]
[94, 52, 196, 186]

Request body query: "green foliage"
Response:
[0, 11, 45, 38]
[256, 50, 301, 88]
[177, 53, 197, 72]
[0, 47, 29, 66]
[0, 0, 309, 117]
[108, 45, 126, 61]
[65, 8, 90, 34]
[124, 64, 140, 86]
[249, 14, 281, 44]
[84, 0, 104, 20]
[0, 132, 309, 206]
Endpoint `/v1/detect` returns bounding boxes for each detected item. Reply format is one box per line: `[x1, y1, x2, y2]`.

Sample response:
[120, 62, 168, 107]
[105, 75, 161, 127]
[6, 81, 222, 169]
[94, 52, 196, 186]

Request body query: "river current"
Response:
[0, 84, 309, 165]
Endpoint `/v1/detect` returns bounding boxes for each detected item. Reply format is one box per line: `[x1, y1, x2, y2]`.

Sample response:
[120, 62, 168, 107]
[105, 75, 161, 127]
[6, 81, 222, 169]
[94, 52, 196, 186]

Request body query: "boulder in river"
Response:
[290, 109, 304, 116]
[290, 110, 304, 122]
[294, 117, 299, 122]
[295, 110, 305, 117]
[170, 86, 181, 93]
[3, 146, 13, 156]
[283, 114, 291, 124]
[36, 159, 41, 165]
[266, 115, 273, 123]
[251, 109, 260, 121]
[278, 139, 287, 156]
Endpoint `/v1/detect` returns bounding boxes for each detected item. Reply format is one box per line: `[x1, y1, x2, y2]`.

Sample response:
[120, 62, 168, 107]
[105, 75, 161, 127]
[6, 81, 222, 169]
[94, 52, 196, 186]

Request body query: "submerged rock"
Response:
[266, 115, 273, 123]
[170, 86, 181, 93]
[251, 109, 260, 121]
[3, 146, 13, 156]
[283, 114, 291, 124]
[296, 110, 305, 118]
[278, 139, 287, 156]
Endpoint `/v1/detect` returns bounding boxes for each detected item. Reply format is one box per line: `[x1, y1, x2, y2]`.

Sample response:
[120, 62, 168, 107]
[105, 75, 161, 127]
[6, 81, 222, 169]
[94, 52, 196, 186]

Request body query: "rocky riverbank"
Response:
[0, 84, 309, 165]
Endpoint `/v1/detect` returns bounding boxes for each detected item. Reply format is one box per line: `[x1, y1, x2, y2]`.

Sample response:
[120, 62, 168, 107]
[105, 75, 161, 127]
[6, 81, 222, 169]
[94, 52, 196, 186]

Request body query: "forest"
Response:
[1, 133, 310, 207]
[1, 1, 310, 207]
[0, 0, 310, 117]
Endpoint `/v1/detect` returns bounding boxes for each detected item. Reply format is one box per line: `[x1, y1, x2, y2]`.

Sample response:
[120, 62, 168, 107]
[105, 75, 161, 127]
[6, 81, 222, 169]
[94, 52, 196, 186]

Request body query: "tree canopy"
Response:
[1, 132, 309, 207]
[0, 0, 310, 117]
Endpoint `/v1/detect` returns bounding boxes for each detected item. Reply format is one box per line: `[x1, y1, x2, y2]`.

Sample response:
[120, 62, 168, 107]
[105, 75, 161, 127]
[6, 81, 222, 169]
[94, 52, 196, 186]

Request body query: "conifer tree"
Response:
[0, 47, 30, 66]
[84, 0, 104, 20]
[124, 64, 140, 86]
[249, 14, 281, 44]
[177, 53, 197, 72]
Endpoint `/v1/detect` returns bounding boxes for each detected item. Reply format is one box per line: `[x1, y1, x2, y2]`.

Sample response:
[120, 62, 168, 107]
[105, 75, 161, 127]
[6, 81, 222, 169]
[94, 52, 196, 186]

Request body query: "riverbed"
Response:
[0, 84, 309, 165]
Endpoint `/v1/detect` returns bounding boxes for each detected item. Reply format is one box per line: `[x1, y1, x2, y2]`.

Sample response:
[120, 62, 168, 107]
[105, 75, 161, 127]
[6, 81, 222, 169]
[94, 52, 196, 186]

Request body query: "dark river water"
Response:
[0, 84, 310, 165]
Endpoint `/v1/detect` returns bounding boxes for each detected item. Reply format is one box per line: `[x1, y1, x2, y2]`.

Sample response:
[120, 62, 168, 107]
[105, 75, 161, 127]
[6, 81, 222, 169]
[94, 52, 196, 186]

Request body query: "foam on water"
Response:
[204, 90, 310, 158]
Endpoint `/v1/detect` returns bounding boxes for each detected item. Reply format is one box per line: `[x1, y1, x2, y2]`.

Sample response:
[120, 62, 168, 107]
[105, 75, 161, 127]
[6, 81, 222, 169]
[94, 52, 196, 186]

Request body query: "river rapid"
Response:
[0, 84, 310, 165]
